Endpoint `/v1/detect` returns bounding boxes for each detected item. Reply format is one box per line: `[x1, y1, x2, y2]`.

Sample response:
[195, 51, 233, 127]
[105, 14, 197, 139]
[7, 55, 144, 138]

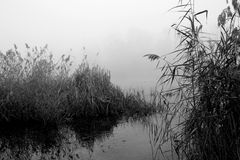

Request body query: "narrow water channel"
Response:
[0, 113, 180, 160]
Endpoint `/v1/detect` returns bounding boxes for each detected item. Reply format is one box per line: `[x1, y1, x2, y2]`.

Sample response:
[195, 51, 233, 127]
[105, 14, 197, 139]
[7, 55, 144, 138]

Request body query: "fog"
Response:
[0, 0, 227, 91]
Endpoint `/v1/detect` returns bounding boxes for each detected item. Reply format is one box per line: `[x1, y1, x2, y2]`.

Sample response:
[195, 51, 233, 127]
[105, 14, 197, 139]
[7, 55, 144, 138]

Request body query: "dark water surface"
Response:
[0, 114, 179, 160]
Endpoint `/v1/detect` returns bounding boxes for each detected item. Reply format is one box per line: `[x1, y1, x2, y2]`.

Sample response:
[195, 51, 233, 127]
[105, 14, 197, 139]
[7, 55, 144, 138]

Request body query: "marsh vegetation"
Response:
[0, 44, 160, 126]
[145, 0, 240, 159]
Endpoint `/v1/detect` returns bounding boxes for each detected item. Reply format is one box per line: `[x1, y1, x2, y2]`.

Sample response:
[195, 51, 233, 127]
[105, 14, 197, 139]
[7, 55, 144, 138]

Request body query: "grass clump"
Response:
[0, 44, 159, 126]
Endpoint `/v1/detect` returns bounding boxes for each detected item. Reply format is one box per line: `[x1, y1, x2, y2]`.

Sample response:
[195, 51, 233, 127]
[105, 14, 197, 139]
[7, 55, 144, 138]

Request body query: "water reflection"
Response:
[144, 113, 179, 160]
[0, 114, 180, 160]
[0, 124, 61, 159]
[69, 118, 119, 150]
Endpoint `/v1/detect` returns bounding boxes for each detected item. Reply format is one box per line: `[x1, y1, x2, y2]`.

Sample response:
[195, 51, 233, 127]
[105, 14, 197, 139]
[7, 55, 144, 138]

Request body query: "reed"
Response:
[145, 0, 240, 159]
[0, 44, 159, 126]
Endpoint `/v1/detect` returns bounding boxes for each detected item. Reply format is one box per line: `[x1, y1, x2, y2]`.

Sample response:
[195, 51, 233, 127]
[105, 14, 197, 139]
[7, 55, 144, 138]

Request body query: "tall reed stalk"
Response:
[146, 0, 240, 159]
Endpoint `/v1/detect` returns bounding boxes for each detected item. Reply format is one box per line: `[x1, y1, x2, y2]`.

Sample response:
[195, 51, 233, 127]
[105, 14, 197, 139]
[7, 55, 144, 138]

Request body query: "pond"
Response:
[0, 113, 180, 160]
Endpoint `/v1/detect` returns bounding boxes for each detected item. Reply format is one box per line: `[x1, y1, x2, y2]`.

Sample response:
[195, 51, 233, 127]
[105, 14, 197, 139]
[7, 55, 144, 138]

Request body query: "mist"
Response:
[0, 0, 227, 91]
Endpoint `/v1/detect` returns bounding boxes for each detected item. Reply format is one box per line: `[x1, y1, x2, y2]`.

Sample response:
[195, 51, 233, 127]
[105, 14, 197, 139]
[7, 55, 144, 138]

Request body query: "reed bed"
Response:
[0, 44, 160, 126]
[145, 0, 240, 159]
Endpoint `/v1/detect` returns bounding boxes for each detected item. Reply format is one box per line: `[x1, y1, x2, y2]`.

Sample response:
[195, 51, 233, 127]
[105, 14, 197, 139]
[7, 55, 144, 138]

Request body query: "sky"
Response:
[0, 0, 227, 91]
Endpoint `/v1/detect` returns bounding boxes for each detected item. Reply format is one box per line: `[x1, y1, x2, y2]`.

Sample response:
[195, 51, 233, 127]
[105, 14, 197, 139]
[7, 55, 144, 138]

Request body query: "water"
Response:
[0, 113, 180, 160]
